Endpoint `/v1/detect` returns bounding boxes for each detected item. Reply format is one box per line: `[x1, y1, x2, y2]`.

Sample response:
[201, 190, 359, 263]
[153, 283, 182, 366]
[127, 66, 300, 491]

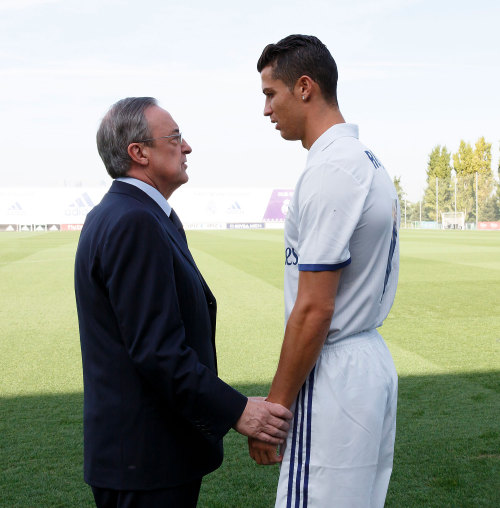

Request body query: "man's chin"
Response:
[280, 131, 299, 141]
[176, 173, 189, 187]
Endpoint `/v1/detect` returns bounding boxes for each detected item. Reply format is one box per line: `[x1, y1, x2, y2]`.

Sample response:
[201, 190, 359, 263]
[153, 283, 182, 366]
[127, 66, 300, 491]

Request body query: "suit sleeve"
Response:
[101, 209, 247, 443]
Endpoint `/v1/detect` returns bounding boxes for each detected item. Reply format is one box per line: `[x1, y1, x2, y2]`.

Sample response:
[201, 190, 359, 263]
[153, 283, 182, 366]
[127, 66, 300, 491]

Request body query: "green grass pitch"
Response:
[0, 229, 498, 507]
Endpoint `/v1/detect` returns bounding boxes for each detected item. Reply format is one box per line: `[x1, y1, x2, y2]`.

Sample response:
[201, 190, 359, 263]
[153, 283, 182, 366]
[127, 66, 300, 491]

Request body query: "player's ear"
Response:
[127, 143, 149, 166]
[295, 75, 314, 101]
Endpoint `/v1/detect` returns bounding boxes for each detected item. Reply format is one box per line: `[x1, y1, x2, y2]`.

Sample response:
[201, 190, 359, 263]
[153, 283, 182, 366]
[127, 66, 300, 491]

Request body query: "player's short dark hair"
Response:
[257, 34, 338, 105]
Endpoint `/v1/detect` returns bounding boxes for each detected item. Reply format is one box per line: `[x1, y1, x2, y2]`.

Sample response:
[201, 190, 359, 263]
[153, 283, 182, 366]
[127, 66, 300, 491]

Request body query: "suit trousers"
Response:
[91, 478, 202, 508]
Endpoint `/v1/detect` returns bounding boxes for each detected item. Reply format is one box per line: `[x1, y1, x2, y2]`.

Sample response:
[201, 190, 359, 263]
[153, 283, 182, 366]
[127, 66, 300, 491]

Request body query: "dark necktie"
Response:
[169, 208, 187, 243]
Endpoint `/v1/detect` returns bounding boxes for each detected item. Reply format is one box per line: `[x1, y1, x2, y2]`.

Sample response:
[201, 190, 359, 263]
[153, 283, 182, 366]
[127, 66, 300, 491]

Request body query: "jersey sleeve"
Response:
[297, 162, 372, 271]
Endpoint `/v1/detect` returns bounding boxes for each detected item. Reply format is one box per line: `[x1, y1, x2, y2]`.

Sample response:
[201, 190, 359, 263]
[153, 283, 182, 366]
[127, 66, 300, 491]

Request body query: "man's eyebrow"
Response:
[262, 87, 273, 94]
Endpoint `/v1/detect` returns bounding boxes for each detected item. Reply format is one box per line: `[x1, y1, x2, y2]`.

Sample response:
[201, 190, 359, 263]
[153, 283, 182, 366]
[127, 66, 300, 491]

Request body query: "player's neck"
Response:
[302, 106, 345, 150]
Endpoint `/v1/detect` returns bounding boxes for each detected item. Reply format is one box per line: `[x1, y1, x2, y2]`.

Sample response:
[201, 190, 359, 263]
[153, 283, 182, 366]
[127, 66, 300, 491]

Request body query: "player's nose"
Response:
[264, 100, 272, 116]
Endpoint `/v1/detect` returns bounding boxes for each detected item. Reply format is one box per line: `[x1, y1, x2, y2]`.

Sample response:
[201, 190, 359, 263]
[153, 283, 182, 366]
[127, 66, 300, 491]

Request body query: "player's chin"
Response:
[280, 130, 299, 141]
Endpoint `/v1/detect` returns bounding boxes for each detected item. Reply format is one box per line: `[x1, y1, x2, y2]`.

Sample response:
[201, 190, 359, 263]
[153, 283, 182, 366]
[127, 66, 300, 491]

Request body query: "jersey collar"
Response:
[307, 123, 359, 163]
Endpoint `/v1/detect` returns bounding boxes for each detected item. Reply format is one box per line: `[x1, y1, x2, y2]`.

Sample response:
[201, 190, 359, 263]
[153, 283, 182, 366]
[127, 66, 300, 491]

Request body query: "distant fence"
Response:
[404, 221, 500, 230]
[477, 221, 500, 230]
[402, 174, 500, 226]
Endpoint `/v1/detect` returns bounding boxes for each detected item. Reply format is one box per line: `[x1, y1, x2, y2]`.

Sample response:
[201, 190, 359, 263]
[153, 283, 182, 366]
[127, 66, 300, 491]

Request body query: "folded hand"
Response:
[233, 397, 292, 445]
[248, 437, 284, 465]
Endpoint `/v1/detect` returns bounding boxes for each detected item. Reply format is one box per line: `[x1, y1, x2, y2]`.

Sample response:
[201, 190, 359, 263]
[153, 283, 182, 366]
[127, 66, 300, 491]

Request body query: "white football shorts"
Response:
[275, 329, 398, 508]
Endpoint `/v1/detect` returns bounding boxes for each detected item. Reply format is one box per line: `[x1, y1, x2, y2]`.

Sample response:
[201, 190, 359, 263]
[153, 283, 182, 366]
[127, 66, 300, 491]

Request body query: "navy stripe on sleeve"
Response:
[298, 258, 351, 272]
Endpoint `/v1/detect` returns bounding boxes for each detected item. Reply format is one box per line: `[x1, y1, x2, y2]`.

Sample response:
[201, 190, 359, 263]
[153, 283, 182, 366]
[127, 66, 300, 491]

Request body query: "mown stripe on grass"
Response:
[187, 230, 285, 290]
[190, 247, 284, 385]
[385, 340, 450, 376]
[0, 239, 81, 397]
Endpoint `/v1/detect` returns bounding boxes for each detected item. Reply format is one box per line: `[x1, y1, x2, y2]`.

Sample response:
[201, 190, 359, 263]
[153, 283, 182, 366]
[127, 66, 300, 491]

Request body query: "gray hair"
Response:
[96, 97, 158, 178]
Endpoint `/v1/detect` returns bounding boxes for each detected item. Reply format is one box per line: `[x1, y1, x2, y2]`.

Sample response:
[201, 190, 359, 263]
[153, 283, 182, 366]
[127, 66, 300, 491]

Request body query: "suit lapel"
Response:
[109, 181, 215, 302]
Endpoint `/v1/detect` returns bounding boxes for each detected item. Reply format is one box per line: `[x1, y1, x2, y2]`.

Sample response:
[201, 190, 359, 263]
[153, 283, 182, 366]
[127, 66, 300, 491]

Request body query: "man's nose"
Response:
[182, 139, 192, 154]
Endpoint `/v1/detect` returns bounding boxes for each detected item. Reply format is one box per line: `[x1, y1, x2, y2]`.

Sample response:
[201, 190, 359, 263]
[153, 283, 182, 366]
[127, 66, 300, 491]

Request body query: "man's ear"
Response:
[295, 75, 314, 101]
[127, 143, 149, 166]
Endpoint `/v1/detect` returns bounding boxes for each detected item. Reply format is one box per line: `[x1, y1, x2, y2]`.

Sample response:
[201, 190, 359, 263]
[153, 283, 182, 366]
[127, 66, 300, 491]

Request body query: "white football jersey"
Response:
[284, 123, 400, 343]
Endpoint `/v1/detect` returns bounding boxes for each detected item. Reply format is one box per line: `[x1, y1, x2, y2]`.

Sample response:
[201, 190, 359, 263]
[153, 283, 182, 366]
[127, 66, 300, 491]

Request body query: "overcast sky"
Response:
[1, 0, 498, 201]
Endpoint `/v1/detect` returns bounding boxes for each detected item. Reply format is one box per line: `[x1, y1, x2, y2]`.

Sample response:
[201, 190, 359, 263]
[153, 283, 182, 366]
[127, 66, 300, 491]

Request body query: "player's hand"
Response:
[233, 397, 292, 444]
[248, 437, 283, 465]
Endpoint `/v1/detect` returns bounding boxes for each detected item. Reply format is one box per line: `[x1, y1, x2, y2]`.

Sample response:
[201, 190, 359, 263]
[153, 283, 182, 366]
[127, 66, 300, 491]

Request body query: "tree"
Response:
[453, 140, 476, 221]
[482, 196, 499, 221]
[495, 142, 500, 220]
[473, 137, 494, 221]
[453, 137, 495, 222]
[406, 200, 421, 223]
[393, 177, 415, 226]
[490, 144, 500, 221]
[393, 176, 405, 204]
[422, 145, 453, 221]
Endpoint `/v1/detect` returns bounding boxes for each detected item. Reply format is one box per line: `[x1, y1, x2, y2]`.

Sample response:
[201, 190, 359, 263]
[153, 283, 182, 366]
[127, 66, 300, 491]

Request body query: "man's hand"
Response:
[233, 397, 292, 444]
[248, 437, 284, 465]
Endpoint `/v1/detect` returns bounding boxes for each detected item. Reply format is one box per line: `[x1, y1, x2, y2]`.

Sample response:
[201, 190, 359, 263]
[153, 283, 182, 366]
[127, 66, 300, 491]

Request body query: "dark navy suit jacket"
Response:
[74, 181, 247, 490]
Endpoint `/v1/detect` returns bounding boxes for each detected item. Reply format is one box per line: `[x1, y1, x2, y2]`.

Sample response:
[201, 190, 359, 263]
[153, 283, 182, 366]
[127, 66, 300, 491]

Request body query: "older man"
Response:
[74, 97, 292, 508]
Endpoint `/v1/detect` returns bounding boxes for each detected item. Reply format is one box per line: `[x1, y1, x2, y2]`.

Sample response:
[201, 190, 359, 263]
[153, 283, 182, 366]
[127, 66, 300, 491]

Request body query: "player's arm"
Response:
[268, 268, 341, 407]
[248, 268, 341, 464]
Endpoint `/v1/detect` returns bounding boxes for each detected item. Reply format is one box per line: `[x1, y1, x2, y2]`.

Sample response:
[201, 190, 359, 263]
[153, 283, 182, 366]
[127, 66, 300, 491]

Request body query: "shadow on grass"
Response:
[0, 392, 90, 508]
[1, 373, 498, 508]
